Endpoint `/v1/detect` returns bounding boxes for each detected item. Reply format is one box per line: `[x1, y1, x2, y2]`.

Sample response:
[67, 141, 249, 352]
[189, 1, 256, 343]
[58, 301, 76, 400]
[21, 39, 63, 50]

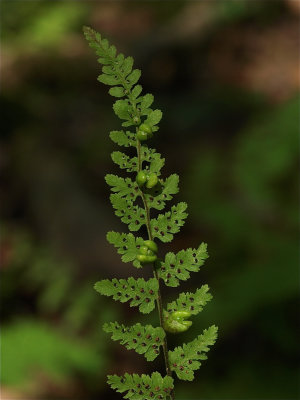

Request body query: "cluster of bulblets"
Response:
[136, 240, 158, 264]
[135, 123, 192, 333]
[136, 123, 159, 191]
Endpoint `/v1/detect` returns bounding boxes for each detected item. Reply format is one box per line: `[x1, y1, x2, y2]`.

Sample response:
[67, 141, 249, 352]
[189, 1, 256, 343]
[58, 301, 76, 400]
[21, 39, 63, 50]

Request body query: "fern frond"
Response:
[84, 26, 218, 396]
[165, 284, 212, 315]
[169, 325, 218, 381]
[110, 194, 146, 231]
[107, 372, 174, 399]
[103, 322, 165, 361]
[151, 202, 188, 242]
[158, 243, 209, 287]
[83, 26, 163, 132]
[94, 277, 158, 314]
[106, 231, 144, 268]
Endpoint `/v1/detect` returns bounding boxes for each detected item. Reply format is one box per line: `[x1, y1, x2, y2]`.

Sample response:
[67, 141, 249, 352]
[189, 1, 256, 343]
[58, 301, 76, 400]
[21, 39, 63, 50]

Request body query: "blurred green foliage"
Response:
[2, 319, 100, 387]
[1, 1, 299, 399]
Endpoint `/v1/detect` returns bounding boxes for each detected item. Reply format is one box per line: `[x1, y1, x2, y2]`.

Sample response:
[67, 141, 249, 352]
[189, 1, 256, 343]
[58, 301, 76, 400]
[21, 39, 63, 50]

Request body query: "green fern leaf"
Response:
[139, 94, 154, 115]
[106, 231, 144, 268]
[111, 151, 138, 173]
[109, 130, 136, 147]
[83, 26, 115, 62]
[131, 84, 143, 99]
[109, 86, 126, 98]
[151, 202, 188, 242]
[105, 175, 140, 201]
[122, 56, 134, 76]
[98, 73, 120, 86]
[113, 99, 131, 121]
[103, 322, 165, 361]
[94, 277, 158, 313]
[169, 325, 218, 381]
[158, 243, 209, 287]
[127, 69, 141, 87]
[107, 372, 174, 399]
[144, 174, 179, 211]
[147, 152, 165, 175]
[140, 146, 165, 175]
[145, 109, 163, 129]
[83, 27, 143, 112]
[165, 284, 212, 315]
[110, 194, 146, 231]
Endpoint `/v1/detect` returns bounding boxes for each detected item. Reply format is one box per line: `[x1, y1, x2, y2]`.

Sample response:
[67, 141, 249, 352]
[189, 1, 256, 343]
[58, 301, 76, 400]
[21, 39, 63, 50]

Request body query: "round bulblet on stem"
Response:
[137, 130, 148, 141]
[139, 123, 152, 134]
[146, 173, 158, 189]
[143, 240, 158, 254]
[164, 311, 193, 333]
[136, 171, 147, 186]
[139, 245, 149, 255]
[137, 254, 157, 263]
[137, 123, 152, 141]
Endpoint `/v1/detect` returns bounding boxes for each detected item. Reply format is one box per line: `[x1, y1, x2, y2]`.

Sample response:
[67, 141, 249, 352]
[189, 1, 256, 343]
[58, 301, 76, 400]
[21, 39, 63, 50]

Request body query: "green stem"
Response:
[137, 136, 175, 400]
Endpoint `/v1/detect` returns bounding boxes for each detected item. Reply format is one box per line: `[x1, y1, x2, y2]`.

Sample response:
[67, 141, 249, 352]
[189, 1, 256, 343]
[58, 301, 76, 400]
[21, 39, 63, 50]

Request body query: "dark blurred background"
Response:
[1, 1, 299, 399]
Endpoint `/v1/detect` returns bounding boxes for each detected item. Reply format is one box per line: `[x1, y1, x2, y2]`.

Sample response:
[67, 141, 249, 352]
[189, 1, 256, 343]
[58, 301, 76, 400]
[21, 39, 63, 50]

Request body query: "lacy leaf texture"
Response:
[108, 372, 174, 400]
[83, 25, 218, 400]
[103, 322, 165, 361]
[169, 326, 218, 381]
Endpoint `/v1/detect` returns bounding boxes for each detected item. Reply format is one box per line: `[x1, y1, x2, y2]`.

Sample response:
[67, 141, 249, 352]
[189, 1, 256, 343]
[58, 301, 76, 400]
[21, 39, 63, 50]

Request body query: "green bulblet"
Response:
[164, 319, 192, 334]
[136, 240, 158, 264]
[137, 239, 158, 264]
[136, 172, 159, 191]
[137, 254, 157, 263]
[143, 240, 158, 254]
[139, 123, 152, 135]
[137, 123, 152, 141]
[172, 311, 191, 320]
[164, 311, 193, 334]
[146, 255, 157, 263]
[139, 245, 150, 255]
[137, 130, 148, 141]
[146, 173, 158, 189]
[136, 171, 147, 186]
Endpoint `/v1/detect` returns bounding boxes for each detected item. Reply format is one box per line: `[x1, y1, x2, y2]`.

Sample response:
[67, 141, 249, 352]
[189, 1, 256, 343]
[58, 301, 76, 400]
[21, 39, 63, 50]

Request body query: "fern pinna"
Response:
[83, 26, 218, 400]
